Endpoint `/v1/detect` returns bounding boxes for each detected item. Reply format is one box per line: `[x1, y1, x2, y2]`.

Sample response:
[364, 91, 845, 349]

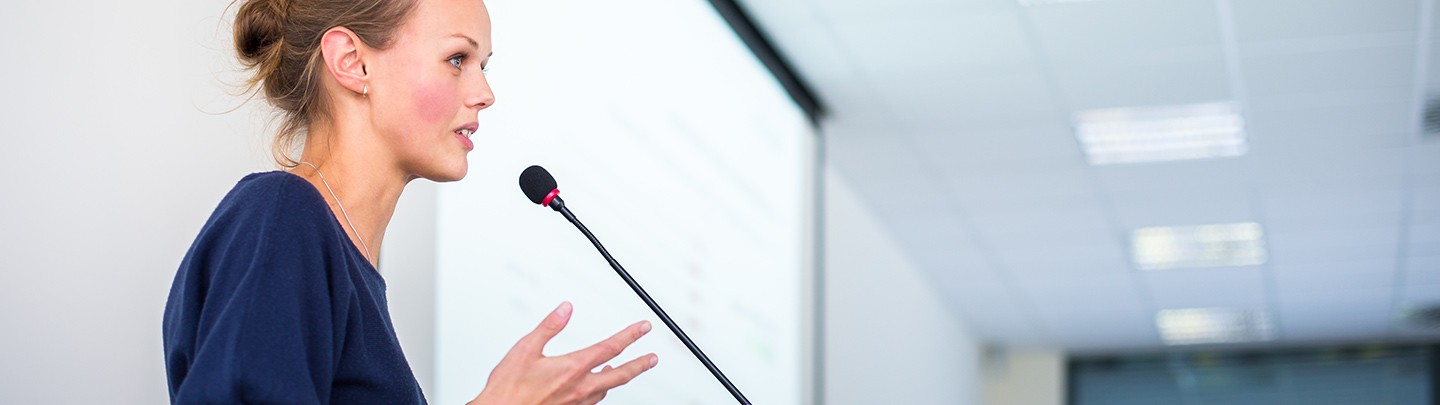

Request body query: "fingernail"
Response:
[639, 321, 652, 334]
[649, 354, 658, 367]
[555, 301, 572, 318]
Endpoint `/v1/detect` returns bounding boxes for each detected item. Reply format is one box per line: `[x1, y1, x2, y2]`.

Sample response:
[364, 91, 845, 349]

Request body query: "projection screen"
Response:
[432, 0, 815, 403]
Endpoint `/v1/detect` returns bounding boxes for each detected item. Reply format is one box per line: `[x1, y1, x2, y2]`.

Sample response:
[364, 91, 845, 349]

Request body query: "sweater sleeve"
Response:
[169, 179, 347, 404]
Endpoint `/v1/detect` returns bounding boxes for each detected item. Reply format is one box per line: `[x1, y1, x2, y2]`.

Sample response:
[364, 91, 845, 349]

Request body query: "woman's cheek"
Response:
[412, 80, 457, 129]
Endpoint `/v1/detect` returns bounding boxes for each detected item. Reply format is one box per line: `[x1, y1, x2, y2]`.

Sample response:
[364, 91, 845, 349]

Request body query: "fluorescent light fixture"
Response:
[1131, 222, 1267, 270]
[1074, 101, 1246, 165]
[1157, 308, 1275, 345]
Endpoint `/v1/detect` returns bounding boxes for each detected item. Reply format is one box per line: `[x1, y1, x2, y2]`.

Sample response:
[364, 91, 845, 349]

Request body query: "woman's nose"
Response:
[468, 74, 496, 111]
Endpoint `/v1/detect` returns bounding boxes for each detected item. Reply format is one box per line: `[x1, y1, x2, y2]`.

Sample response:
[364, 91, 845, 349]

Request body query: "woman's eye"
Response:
[448, 55, 466, 69]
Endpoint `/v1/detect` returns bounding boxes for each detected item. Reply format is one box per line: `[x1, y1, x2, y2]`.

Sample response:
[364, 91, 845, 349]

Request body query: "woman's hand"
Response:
[469, 302, 659, 405]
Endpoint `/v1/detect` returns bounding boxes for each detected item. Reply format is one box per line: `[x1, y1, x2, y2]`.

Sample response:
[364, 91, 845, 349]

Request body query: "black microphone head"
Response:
[519, 165, 558, 205]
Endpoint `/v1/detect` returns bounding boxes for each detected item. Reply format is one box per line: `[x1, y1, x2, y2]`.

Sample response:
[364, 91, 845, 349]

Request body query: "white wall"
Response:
[823, 166, 984, 405]
[0, 1, 438, 402]
[1, 1, 264, 402]
[380, 182, 440, 397]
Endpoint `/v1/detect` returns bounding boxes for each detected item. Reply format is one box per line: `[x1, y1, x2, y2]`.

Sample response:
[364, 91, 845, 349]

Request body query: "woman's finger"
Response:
[590, 353, 659, 391]
[509, 301, 572, 357]
[571, 320, 651, 367]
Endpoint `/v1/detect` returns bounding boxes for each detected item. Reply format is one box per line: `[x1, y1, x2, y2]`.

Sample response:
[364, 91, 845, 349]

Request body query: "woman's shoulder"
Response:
[201, 171, 334, 239]
[227, 170, 319, 205]
[178, 171, 348, 282]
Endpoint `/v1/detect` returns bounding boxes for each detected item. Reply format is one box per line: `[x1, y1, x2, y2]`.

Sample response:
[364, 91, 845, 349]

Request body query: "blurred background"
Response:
[1, 0, 1437, 404]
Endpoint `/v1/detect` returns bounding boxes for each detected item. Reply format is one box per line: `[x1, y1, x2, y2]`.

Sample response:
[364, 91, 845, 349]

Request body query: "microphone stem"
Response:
[555, 201, 751, 405]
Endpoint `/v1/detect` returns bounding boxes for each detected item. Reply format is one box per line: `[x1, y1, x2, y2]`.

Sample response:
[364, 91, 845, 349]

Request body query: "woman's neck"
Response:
[291, 125, 409, 269]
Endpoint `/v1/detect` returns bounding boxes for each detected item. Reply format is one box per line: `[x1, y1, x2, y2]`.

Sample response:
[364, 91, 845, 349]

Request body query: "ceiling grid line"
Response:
[1214, 0, 1285, 340]
[801, 0, 1057, 344]
[1389, 0, 1434, 333]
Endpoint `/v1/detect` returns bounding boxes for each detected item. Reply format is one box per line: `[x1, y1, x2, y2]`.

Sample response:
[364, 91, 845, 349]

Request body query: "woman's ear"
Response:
[319, 27, 369, 96]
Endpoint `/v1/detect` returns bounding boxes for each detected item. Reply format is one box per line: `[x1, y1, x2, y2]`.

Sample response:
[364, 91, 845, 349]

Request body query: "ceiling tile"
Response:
[1416, 208, 1440, 225]
[874, 66, 1061, 132]
[1277, 287, 1392, 327]
[814, 0, 1015, 20]
[1267, 225, 1401, 264]
[1404, 255, 1440, 284]
[1267, 225, 1401, 253]
[1409, 222, 1440, 256]
[826, 136, 935, 212]
[1278, 286, 1392, 310]
[827, 9, 1034, 75]
[949, 164, 1096, 194]
[1144, 266, 1268, 309]
[1027, 0, 1224, 62]
[876, 210, 990, 273]
[1265, 211, 1400, 233]
[1414, 143, 1440, 175]
[1031, 289, 1155, 349]
[1254, 147, 1408, 188]
[1240, 31, 1416, 59]
[1246, 85, 1413, 112]
[1400, 283, 1440, 304]
[1241, 44, 1416, 97]
[966, 207, 1116, 247]
[1416, 175, 1440, 206]
[910, 121, 1087, 175]
[1097, 160, 1258, 228]
[995, 240, 1131, 275]
[1231, 0, 1421, 43]
[1051, 59, 1232, 111]
[1013, 266, 1135, 297]
[1259, 184, 1406, 224]
[1245, 100, 1415, 155]
[1273, 258, 1398, 294]
[928, 254, 1006, 289]
[1280, 287, 1393, 339]
[1095, 156, 1252, 194]
[1109, 196, 1256, 231]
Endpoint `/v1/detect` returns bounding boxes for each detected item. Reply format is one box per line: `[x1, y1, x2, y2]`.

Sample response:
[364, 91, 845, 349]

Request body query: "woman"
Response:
[162, 0, 657, 403]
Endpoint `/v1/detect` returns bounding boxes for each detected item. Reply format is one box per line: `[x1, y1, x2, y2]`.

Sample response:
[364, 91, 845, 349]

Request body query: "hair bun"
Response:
[234, 0, 287, 64]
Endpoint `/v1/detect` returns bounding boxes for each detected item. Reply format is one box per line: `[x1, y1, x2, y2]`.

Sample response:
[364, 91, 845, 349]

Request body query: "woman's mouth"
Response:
[454, 128, 475, 151]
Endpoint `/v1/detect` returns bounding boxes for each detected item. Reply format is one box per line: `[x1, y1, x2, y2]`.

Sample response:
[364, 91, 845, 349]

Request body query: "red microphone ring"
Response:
[541, 189, 560, 207]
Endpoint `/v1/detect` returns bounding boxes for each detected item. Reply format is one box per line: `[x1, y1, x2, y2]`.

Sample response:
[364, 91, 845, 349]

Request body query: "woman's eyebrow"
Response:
[449, 33, 479, 49]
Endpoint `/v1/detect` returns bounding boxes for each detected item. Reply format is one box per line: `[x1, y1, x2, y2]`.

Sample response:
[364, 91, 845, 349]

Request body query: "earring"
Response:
[362, 85, 368, 97]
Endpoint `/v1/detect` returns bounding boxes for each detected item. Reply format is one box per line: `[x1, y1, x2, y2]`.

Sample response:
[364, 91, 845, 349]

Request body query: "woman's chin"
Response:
[421, 159, 469, 183]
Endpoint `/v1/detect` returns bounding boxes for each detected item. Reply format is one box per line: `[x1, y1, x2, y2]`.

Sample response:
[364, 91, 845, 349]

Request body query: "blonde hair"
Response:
[232, 0, 417, 167]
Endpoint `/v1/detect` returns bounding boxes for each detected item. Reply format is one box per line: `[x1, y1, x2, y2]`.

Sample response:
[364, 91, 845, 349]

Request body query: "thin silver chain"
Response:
[296, 161, 372, 262]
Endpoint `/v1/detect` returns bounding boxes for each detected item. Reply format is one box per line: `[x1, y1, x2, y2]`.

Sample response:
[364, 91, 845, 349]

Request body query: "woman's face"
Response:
[368, 0, 494, 182]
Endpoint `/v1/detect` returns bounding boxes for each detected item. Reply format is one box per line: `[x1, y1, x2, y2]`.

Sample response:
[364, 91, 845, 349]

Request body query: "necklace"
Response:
[296, 161, 373, 263]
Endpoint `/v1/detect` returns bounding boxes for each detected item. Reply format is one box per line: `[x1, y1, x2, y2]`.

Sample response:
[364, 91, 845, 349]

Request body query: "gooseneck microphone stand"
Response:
[546, 196, 751, 405]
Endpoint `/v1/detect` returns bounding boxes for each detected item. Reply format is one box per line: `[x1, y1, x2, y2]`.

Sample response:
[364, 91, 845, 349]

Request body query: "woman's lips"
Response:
[455, 129, 475, 151]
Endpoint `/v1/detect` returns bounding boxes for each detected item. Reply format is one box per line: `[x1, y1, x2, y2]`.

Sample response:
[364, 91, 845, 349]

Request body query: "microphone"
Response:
[518, 165, 751, 405]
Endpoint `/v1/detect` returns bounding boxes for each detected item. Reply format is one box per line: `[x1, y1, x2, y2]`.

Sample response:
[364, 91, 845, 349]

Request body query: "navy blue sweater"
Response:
[163, 172, 426, 404]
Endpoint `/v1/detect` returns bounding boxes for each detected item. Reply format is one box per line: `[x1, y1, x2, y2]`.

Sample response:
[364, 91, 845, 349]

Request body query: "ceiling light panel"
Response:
[1156, 308, 1276, 345]
[1131, 222, 1267, 270]
[1075, 101, 1247, 165]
